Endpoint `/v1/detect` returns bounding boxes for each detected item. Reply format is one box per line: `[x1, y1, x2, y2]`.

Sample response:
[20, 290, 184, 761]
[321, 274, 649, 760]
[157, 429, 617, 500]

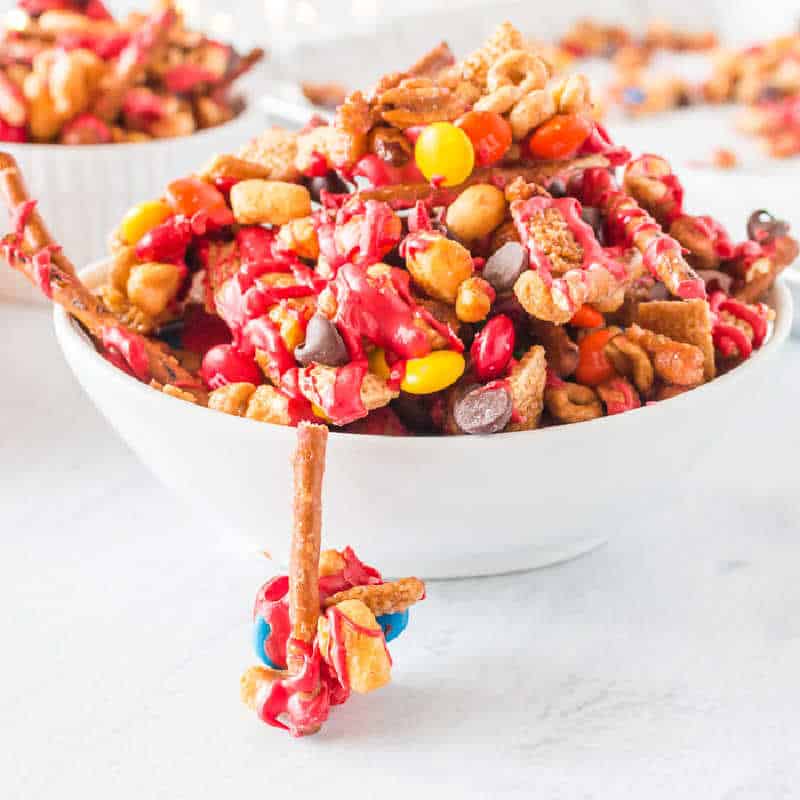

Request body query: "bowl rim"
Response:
[53, 258, 794, 446]
[1, 85, 260, 154]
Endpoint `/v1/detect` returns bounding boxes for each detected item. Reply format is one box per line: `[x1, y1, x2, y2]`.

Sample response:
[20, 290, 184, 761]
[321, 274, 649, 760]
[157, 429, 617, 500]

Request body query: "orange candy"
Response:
[527, 114, 593, 161]
[456, 111, 513, 167]
[166, 177, 228, 216]
[574, 328, 617, 386]
[569, 304, 604, 328]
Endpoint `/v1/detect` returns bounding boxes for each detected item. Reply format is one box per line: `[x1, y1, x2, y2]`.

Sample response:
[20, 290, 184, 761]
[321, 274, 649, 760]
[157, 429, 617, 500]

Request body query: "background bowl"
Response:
[53, 260, 794, 578]
[0, 81, 264, 305]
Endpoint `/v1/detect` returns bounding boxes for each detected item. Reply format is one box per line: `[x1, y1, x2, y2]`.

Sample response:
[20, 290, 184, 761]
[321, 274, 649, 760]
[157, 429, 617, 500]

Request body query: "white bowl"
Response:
[784, 266, 800, 337]
[0, 82, 264, 305]
[53, 260, 794, 579]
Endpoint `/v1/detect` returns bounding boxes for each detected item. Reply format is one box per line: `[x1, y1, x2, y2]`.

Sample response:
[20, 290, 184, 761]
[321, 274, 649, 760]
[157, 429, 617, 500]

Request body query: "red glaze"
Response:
[713, 323, 753, 359]
[60, 113, 113, 145]
[200, 343, 262, 389]
[0, 120, 29, 142]
[180, 305, 233, 355]
[163, 64, 218, 94]
[574, 168, 706, 300]
[122, 87, 167, 124]
[135, 216, 190, 263]
[58, 31, 130, 60]
[470, 314, 515, 381]
[513, 196, 628, 314]
[253, 575, 291, 669]
[577, 122, 631, 167]
[600, 376, 641, 415]
[332, 262, 432, 360]
[299, 360, 369, 426]
[258, 639, 334, 737]
[323, 604, 391, 692]
[101, 326, 150, 382]
[718, 298, 768, 348]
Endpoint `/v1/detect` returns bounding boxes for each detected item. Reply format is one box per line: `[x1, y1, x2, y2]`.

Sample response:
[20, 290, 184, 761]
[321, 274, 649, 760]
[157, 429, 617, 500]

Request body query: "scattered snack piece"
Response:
[711, 148, 738, 170]
[0, 0, 263, 144]
[301, 81, 348, 110]
[241, 423, 425, 737]
[2, 22, 795, 436]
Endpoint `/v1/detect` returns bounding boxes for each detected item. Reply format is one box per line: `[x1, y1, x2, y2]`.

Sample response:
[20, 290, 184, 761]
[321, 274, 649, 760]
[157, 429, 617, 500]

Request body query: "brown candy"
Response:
[482, 241, 528, 293]
[294, 314, 349, 367]
[453, 382, 514, 434]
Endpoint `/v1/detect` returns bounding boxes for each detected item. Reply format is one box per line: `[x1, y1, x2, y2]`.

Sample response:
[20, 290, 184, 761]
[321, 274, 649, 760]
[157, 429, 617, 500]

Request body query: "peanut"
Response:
[209, 383, 257, 416]
[446, 184, 507, 242]
[244, 385, 293, 425]
[405, 232, 474, 303]
[230, 179, 312, 226]
[23, 73, 64, 142]
[126, 261, 183, 317]
[456, 277, 494, 323]
[278, 216, 320, 260]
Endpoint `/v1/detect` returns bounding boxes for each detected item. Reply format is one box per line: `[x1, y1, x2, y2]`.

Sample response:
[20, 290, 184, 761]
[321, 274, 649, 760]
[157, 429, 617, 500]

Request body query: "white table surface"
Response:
[2, 296, 800, 799]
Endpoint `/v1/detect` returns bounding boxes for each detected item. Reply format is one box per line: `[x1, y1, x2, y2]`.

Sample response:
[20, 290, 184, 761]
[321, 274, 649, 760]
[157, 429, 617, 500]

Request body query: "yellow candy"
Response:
[368, 348, 391, 380]
[401, 350, 465, 395]
[414, 122, 475, 187]
[120, 200, 172, 246]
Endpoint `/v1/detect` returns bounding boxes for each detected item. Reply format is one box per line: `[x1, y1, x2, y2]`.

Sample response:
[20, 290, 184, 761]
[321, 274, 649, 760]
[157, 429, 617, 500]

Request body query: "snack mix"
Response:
[704, 33, 800, 158]
[2, 23, 797, 436]
[0, 0, 263, 144]
[240, 422, 425, 737]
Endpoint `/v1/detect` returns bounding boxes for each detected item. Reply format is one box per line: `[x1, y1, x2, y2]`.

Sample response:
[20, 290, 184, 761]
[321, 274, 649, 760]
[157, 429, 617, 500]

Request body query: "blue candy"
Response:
[623, 87, 646, 105]
[376, 609, 409, 643]
[253, 617, 283, 669]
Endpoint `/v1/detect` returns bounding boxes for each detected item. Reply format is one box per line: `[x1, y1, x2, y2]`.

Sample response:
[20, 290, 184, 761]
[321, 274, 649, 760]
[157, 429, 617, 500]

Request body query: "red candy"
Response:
[59, 113, 113, 145]
[0, 120, 29, 143]
[456, 111, 513, 167]
[163, 64, 218, 94]
[200, 344, 263, 389]
[166, 177, 228, 217]
[180, 305, 232, 356]
[470, 314, 515, 381]
[527, 114, 593, 161]
[575, 328, 617, 386]
[135, 218, 193, 263]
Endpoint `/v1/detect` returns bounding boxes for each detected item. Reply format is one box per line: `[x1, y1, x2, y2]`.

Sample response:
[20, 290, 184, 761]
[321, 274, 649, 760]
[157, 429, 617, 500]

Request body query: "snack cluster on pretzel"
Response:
[0, 0, 263, 144]
[2, 23, 797, 435]
[241, 422, 425, 737]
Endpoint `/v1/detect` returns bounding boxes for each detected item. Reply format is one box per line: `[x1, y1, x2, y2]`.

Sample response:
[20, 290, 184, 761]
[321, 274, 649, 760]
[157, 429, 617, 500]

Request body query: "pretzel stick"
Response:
[357, 155, 609, 205]
[0, 152, 205, 396]
[215, 47, 265, 94]
[406, 41, 455, 78]
[91, 7, 176, 122]
[322, 577, 426, 616]
[287, 422, 327, 675]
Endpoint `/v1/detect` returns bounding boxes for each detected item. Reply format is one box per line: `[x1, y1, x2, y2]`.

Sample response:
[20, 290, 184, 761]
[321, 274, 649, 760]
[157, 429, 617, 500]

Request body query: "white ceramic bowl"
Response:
[54, 260, 793, 579]
[0, 81, 264, 305]
[784, 266, 800, 337]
